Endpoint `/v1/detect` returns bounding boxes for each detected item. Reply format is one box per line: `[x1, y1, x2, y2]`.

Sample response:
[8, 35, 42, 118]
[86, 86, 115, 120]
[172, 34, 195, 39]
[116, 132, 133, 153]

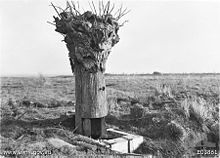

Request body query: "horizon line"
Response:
[1, 72, 220, 77]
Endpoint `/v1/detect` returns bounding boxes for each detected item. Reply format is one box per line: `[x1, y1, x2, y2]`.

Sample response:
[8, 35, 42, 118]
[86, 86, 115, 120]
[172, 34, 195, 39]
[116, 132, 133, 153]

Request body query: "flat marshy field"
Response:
[0, 74, 219, 157]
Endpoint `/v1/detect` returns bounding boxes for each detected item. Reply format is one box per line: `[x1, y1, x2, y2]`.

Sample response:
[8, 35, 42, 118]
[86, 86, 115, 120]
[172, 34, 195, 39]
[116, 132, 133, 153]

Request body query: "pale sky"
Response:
[0, 0, 220, 76]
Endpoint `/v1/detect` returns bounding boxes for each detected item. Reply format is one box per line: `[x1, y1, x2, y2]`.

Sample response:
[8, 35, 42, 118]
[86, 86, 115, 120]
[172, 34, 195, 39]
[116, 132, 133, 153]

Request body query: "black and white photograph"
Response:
[0, 0, 219, 157]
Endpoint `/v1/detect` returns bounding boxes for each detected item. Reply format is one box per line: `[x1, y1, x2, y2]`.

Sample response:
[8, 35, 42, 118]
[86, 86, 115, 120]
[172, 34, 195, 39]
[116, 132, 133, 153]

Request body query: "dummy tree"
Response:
[51, 1, 129, 138]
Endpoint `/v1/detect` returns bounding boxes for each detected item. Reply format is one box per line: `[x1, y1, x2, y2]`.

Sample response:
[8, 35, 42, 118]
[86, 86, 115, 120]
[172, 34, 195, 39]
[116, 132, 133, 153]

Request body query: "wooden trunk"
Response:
[53, 5, 122, 139]
[74, 64, 108, 137]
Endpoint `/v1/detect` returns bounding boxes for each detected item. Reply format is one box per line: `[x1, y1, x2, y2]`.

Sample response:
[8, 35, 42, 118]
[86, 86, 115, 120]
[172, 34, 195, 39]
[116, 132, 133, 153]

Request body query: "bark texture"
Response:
[75, 63, 107, 119]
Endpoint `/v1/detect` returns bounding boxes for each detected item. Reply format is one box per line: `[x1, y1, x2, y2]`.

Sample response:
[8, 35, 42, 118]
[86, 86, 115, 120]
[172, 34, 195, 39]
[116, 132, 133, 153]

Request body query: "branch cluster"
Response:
[51, 1, 129, 73]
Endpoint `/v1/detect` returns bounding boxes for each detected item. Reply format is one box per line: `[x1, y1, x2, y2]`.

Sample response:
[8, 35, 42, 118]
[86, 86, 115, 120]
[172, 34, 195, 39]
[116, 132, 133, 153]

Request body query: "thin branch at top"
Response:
[71, 1, 81, 15]
[88, 1, 95, 14]
[51, 1, 129, 24]
[51, 2, 61, 17]
[92, 1, 97, 15]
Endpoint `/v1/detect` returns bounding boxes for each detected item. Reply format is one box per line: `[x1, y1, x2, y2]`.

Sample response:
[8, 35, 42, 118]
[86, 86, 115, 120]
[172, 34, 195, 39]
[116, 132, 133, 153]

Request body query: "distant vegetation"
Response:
[104, 73, 220, 76]
[152, 71, 162, 75]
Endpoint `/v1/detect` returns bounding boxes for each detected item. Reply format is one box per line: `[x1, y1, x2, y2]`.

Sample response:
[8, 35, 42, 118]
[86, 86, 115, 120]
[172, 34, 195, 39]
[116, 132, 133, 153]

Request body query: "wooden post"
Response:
[52, 1, 128, 138]
[74, 63, 108, 137]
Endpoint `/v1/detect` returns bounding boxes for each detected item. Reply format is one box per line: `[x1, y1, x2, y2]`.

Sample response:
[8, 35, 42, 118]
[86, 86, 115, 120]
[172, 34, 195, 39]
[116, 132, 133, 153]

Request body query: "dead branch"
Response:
[119, 20, 129, 27]
[47, 21, 56, 26]
[71, 1, 81, 15]
[99, 1, 101, 16]
[88, 1, 95, 14]
[117, 8, 130, 21]
[51, 2, 61, 17]
[91, 1, 97, 15]
[66, 1, 73, 13]
[109, 3, 115, 15]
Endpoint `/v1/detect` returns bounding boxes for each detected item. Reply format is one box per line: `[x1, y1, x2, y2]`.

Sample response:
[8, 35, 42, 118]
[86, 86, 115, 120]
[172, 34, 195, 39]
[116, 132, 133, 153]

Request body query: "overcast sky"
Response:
[0, 0, 220, 76]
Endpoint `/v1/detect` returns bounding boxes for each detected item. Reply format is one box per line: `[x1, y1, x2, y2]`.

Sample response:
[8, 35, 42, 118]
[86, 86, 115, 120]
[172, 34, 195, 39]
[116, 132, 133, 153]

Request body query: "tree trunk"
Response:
[74, 64, 108, 137]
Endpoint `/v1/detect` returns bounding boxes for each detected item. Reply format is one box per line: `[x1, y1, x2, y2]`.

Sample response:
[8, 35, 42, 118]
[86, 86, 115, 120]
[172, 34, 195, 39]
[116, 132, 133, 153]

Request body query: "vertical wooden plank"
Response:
[91, 118, 101, 139]
[74, 64, 83, 134]
[82, 118, 91, 136]
[101, 117, 106, 138]
[91, 117, 106, 139]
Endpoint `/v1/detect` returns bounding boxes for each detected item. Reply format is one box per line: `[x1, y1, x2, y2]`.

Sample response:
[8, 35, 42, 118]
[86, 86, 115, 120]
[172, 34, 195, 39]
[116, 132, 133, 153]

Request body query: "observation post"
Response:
[52, 1, 129, 138]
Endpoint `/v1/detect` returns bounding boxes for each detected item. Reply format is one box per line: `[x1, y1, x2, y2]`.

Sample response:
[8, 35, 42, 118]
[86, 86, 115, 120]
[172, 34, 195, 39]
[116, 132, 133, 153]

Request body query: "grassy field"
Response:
[0, 74, 219, 157]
